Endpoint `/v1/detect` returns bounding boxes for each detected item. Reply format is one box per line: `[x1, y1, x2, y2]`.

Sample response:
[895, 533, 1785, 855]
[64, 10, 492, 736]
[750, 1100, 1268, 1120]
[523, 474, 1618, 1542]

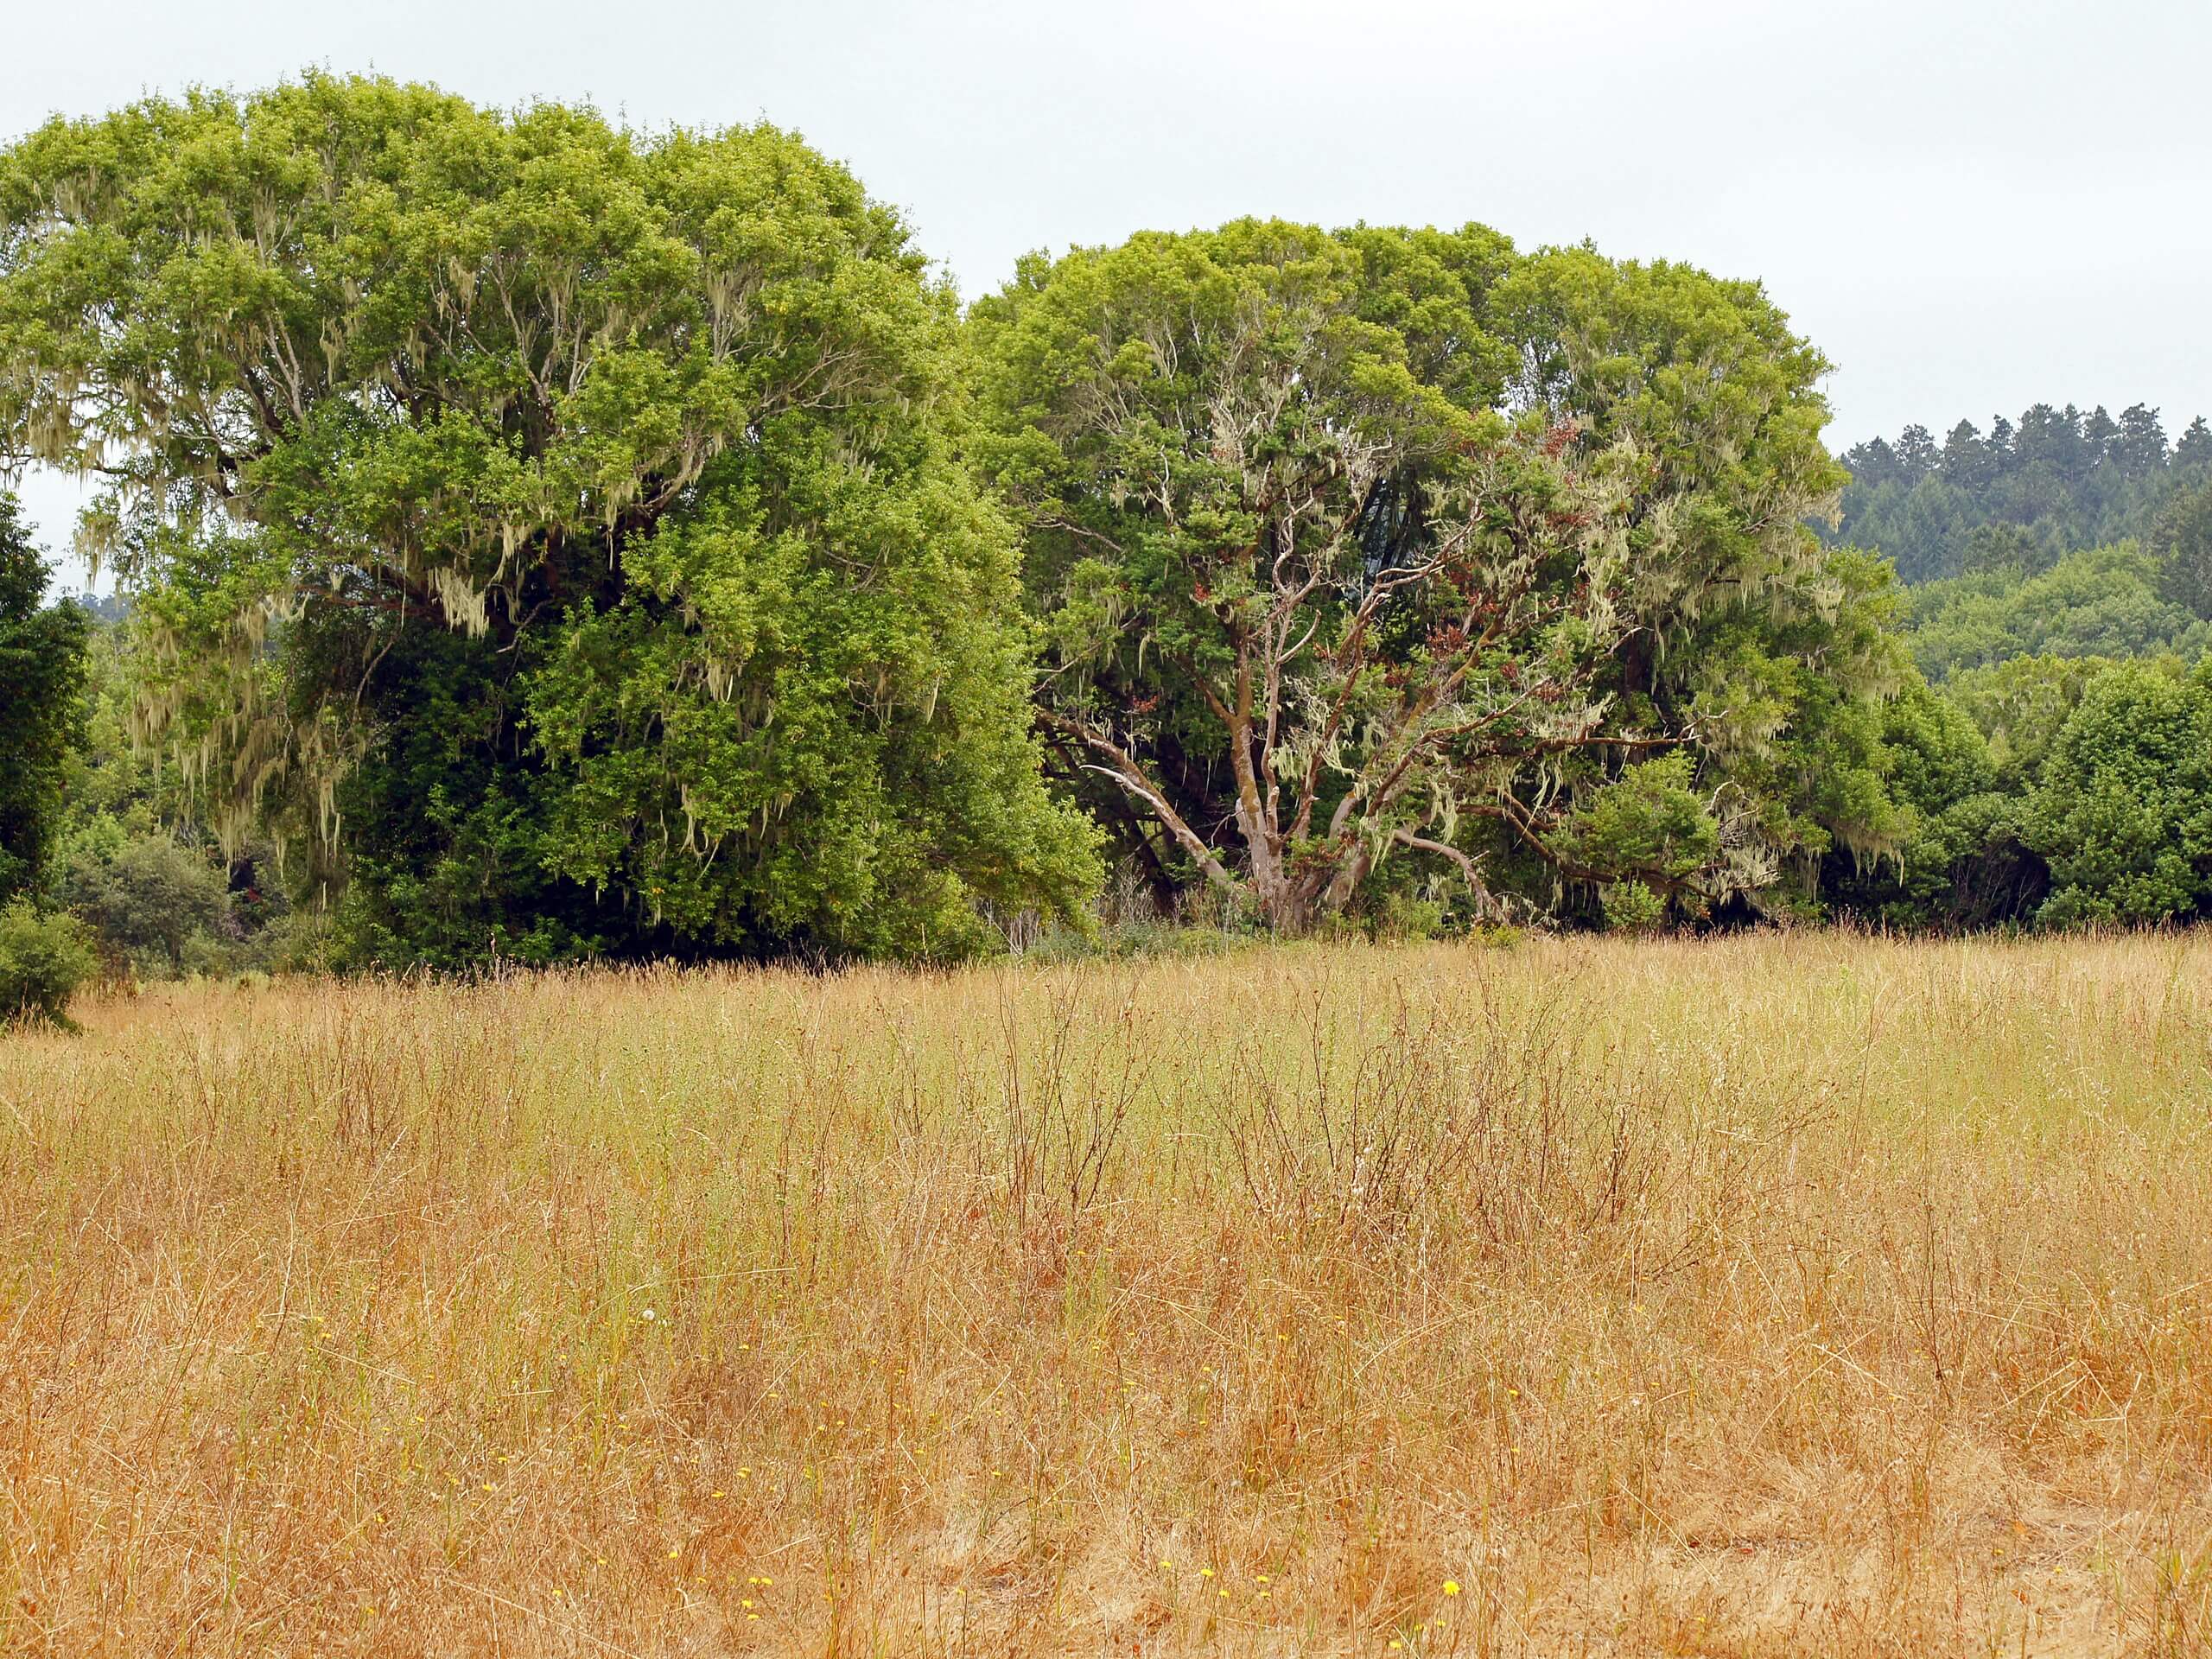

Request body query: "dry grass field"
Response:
[4, 932, 2212, 1656]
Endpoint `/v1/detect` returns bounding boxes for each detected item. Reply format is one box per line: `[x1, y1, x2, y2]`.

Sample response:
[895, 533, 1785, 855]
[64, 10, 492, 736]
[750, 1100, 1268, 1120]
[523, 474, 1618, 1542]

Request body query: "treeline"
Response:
[1834, 403, 2212, 583]
[1816, 410, 2212, 931]
[2, 76, 2210, 1020]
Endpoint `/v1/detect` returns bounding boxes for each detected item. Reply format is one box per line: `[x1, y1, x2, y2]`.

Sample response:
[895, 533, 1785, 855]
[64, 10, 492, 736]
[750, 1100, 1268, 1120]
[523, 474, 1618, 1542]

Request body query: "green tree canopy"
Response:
[1903, 543, 2209, 680]
[0, 76, 1095, 963]
[0, 493, 89, 901]
[976, 221, 1902, 929]
[2152, 474, 2212, 620]
[2029, 659, 2212, 927]
[57, 831, 228, 972]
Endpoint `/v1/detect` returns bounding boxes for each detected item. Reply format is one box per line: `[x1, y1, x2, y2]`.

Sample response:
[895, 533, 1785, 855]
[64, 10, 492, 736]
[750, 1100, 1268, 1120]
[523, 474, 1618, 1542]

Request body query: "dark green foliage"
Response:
[2029, 660, 2212, 926]
[1960, 523, 2063, 578]
[324, 623, 625, 969]
[0, 77, 1096, 968]
[58, 832, 231, 972]
[1824, 652, 2212, 932]
[1819, 679, 2049, 930]
[2152, 477, 2212, 620]
[0, 899, 94, 1027]
[0, 494, 89, 901]
[1904, 544, 2209, 680]
[1835, 403, 2209, 583]
[977, 220, 1904, 931]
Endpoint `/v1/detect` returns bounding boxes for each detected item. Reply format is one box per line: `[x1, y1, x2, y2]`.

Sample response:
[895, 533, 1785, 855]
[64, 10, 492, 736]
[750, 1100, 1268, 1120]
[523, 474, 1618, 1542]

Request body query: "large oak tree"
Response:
[975, 220, 1904, 931]
[0, 76, 1096, 963]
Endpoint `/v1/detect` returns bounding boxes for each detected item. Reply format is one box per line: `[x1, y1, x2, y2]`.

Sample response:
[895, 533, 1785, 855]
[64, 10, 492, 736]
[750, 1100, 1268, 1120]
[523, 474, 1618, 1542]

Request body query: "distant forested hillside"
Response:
[1792, 406, 2212, 931]
[1834, 403, 2212, 582]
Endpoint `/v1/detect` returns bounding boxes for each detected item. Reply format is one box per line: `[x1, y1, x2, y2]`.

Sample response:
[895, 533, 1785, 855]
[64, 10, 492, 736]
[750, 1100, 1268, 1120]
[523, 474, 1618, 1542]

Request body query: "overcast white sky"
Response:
[8, 0, 2210, 587]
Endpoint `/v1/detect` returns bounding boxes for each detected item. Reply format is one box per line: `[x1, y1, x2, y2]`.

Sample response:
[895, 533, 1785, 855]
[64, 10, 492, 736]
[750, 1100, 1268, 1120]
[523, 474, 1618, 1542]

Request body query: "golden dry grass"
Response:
[4, 931, 2212, 1656]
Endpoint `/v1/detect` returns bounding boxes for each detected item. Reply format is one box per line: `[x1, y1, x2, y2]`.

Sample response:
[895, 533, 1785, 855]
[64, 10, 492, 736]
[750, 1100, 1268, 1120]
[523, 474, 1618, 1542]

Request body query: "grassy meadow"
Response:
[4, 931, 2212, 1656]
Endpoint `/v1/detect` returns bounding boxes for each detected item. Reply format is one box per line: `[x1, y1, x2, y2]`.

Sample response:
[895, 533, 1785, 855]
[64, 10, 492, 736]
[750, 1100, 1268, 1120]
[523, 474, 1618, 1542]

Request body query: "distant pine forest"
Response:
[1833, 403, 2212, 677]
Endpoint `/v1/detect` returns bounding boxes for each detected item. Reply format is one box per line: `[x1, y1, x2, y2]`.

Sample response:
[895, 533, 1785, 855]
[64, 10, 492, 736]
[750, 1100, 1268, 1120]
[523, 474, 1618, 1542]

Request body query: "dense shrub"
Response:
[0, 901, 94, 1028]
[1904, 544, 2208, 680]
[59, 833, 230, 974]
[2030, 660, 2212, 925]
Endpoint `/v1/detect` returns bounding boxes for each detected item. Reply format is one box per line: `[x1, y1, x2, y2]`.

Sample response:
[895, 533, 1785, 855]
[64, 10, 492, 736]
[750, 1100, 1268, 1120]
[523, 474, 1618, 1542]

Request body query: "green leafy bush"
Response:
[1599, 880, 1669, 934]
[2030, 660, 2212, 925]
[0, 901, 95, 1028]
[60, 833, 230, 974]
[1561, 754, 1721, 892]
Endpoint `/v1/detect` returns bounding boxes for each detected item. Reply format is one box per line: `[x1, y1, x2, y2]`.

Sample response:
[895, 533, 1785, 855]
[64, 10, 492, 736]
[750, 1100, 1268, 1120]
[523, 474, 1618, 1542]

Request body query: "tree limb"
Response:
[1037, 707, 1242, 895]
